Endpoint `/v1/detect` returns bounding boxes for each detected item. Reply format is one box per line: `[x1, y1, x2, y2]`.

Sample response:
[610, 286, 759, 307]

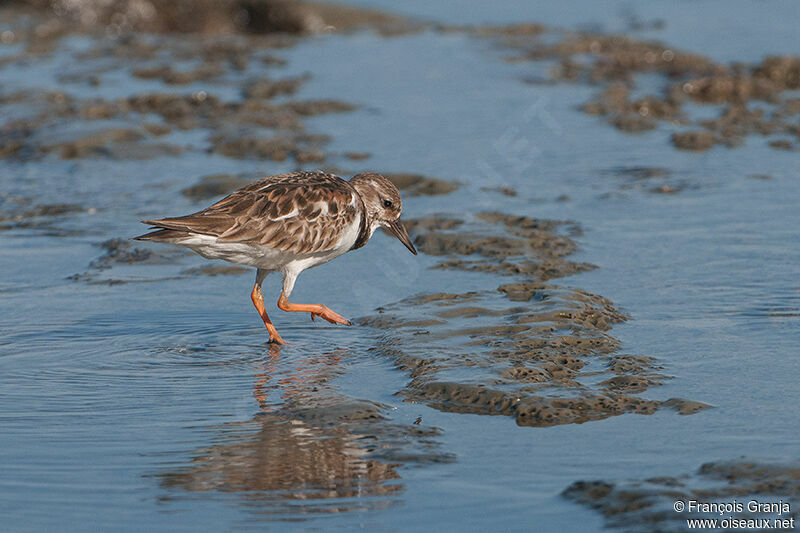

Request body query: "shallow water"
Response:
[1, 1, 799, 531]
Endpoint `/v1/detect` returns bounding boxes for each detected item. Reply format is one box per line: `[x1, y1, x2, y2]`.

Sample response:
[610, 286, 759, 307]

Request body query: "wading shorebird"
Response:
[135, 171, 417, 344]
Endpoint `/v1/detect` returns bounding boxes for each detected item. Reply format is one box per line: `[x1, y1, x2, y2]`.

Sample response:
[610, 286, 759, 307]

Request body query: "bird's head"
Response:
[350, 172, 417, 255]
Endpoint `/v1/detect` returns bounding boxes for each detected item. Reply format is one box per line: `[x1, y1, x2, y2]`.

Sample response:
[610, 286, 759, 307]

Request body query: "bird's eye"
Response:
[383, 199, 393, 208]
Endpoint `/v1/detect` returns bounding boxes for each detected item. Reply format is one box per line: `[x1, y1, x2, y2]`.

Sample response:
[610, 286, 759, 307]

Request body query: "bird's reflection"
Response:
[252, 344, 345, 411]
[158, 343, 410, 516]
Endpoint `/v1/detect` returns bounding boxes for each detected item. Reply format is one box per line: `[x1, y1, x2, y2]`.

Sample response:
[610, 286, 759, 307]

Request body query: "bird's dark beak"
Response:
[387, 219, 417, 255]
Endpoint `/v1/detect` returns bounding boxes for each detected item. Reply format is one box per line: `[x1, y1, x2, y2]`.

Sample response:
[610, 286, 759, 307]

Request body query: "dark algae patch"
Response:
[0, 5, 362, 167]
[363, 212, 709, 427]
[0, 86, 354, 164]
[363, 286, 706, 427]
[477, 24, 800, 152]
[0, 196, 87, 234]
[563, 460, 800, 532]
[407, 212, 595, 280]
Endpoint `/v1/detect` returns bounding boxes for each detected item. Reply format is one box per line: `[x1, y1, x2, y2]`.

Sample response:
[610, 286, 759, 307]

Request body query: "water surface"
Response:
[1, 1, 798, 531]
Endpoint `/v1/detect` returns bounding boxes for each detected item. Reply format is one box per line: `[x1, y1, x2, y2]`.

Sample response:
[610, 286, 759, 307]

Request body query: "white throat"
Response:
[368, 219, 383, 238]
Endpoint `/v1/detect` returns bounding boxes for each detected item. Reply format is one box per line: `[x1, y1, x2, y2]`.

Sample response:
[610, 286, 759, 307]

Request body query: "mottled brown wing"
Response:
[143, 171, 364, 255]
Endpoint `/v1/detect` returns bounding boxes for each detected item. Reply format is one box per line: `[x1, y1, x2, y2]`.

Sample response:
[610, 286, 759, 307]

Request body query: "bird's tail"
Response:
[133, 228, 191, 242]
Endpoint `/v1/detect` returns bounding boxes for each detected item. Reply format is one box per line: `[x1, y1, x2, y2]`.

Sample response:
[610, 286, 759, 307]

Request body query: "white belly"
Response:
[182, 236, 289, 269]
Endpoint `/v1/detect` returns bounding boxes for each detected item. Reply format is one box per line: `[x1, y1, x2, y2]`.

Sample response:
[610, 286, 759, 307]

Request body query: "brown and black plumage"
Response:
[135, 171, 417, 344]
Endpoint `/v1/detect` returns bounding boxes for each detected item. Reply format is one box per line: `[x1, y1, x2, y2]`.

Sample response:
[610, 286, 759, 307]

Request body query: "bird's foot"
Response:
[310, 306, 352, 326]
[267, 334, 287, 345]
[265, 326, 286, 345]
[277, 295, 351, 326]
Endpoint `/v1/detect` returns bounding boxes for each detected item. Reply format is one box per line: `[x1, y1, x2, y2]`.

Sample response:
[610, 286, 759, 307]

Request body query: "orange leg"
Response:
[277, 293, 352, 326]
[251, 284, 286, 344]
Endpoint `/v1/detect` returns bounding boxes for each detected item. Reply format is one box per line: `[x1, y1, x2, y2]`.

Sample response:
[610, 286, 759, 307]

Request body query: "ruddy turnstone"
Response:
[135, 171, 417, 344]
